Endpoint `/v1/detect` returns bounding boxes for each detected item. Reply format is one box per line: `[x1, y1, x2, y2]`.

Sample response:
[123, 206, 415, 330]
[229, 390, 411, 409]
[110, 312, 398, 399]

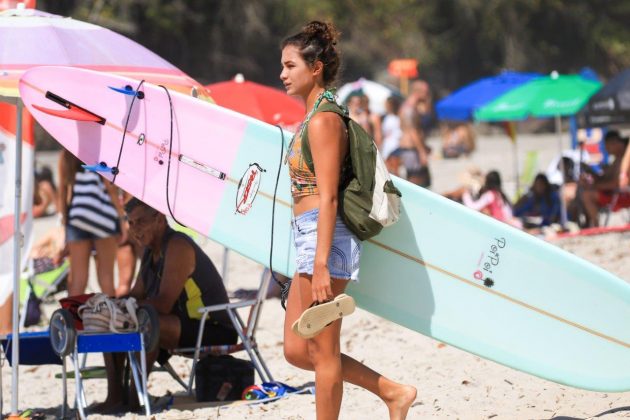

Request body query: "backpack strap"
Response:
[301, 99, 350, 174]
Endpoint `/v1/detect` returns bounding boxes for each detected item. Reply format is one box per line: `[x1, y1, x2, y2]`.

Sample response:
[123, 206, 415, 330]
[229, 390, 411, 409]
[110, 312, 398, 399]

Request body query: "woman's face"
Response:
[280, 45, 316, 97]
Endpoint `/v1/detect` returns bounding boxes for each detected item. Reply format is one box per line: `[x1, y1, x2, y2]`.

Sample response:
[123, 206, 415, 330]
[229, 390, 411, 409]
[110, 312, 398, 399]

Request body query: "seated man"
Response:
[96, 198, 237, 413]
[579, 130, 630, 227]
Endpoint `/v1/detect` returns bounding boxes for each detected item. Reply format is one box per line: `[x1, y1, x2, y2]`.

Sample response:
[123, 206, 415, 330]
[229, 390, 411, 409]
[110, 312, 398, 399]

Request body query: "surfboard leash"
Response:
[112, 79, 145, 184]
[272, 125, 291, 310]
[159, 84, 187, 228]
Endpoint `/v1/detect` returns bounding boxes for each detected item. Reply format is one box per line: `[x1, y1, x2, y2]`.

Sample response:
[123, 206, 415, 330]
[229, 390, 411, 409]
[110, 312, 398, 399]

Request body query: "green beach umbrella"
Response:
[474, 72, 602, 121]
[475, 72, 602, 226]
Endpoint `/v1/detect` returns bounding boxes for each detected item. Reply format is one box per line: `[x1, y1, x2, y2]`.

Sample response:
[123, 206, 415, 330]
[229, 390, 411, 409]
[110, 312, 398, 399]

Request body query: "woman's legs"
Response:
[284, 273, 417, 420]
[67, 239, 92, 295]
[115, 243, 137, 297]
[93, 236, 118, 296]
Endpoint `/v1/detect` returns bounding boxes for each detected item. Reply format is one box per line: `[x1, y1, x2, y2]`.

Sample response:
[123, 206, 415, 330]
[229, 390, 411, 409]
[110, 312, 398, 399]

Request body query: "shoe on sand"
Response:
[292, 294, 356, 339]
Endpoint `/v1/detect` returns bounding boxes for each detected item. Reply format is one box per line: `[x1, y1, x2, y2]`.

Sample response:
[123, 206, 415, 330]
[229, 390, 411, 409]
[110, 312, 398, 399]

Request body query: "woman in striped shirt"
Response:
[58, 149, 127, 296]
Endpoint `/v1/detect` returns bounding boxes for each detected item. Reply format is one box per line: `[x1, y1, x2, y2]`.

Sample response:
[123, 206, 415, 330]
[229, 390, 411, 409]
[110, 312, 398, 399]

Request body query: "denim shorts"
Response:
[65, 221, 119, 242]
[292, 208, 361, 282]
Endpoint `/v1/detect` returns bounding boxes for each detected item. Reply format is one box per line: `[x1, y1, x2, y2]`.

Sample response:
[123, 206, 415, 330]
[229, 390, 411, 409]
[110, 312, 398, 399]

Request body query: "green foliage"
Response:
[36, 0, 630, 95]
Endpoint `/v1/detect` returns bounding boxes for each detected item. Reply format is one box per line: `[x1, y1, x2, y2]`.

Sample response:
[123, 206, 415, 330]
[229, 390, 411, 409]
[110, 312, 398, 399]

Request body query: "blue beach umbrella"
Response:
[435, 71, 540, 196]
[435, 71, 540, 121]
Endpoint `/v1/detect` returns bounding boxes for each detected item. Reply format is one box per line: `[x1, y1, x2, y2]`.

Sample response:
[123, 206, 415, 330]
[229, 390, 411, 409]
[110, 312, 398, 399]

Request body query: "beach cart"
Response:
[49, 305, 159, 419]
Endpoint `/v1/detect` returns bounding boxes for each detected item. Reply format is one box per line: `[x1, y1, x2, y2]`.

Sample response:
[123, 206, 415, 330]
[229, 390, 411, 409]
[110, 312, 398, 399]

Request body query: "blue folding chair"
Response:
[0, 330, 68, 418]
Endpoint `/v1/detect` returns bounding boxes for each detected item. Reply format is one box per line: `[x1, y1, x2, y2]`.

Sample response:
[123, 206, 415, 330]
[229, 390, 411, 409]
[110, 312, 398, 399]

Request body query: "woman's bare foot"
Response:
[383, 384, 417, 420]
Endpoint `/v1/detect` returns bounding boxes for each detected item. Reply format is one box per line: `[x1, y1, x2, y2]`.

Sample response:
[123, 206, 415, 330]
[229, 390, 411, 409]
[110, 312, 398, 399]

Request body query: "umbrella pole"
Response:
[556, 115, 568, 227]
[10, 98, 23, 417]
[513, 136, 520, 198]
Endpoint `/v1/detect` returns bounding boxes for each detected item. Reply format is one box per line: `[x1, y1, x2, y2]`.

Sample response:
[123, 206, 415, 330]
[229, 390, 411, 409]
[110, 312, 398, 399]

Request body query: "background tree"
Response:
[36, 0, 630, 95]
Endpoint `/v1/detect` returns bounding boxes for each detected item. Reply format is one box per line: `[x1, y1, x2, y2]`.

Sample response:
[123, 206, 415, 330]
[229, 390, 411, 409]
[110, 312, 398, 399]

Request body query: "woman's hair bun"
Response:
[303, 21, 339, 46]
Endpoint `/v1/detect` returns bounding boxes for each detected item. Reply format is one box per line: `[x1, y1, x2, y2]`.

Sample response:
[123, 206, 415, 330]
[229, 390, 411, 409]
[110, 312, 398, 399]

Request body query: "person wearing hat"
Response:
[579, 130, 630, 227]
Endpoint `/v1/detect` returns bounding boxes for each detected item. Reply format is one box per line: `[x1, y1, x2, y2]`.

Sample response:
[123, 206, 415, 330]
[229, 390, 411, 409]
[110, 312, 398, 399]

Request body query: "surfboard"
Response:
[19, 66, 630, 392]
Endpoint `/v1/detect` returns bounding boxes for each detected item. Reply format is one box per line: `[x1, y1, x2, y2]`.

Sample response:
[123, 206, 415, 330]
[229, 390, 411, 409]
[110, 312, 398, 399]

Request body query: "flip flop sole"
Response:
[293, 294, 356, 339]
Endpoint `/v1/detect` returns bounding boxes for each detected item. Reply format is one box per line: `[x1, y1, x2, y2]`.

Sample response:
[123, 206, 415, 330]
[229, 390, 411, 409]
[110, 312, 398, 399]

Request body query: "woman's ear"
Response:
[311, 60, 324, 78]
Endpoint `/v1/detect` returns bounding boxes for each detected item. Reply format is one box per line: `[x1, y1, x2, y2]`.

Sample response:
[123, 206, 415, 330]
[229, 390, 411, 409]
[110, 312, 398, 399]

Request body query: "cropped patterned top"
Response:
[286, 90, 337, 198]
[287, 128, 319, 197]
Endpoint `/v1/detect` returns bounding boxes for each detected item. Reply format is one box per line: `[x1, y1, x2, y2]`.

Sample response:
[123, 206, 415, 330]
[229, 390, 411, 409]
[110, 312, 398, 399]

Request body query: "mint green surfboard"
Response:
[22, 67, 630, 393]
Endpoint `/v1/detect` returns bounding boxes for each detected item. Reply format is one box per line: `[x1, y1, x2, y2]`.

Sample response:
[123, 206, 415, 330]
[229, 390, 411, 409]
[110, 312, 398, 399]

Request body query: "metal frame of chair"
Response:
[19, 258, 69, 328]
[164, 268, 274, 394]
[68, 332, 151, 419]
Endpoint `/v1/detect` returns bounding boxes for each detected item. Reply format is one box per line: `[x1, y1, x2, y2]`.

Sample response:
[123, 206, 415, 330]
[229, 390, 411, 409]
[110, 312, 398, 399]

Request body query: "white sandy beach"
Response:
[2, 133, 630, 419]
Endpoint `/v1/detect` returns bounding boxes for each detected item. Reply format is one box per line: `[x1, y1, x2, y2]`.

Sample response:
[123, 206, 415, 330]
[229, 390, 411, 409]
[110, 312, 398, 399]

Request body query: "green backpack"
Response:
[300, 97, 402, 241]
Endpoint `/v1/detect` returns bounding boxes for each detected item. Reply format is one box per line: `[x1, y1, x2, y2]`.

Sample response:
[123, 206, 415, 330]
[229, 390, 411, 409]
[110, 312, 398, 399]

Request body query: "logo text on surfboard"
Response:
[473, 237, 506, 287]
[154, 139, 169, 165]
[236, 163, 265, 215]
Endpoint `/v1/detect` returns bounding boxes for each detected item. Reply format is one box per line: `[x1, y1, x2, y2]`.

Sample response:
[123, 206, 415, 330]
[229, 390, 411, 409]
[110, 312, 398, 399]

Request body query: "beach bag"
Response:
[59, 293, 95, 330]
[78, 293, 139, 333]
[195, 355, 255, 402]
[301, 99, 402, 240]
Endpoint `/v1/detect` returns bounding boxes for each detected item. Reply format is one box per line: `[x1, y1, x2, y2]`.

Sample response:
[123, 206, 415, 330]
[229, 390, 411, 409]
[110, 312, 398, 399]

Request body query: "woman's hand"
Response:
[312, 263, 333, 303]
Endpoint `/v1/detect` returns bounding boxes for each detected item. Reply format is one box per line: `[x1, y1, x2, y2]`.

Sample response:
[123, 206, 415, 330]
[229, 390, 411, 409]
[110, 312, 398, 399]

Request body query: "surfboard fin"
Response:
[33, 91, 106, 125]
[82, 162, 119, 175]
[108, 85, 145, 99]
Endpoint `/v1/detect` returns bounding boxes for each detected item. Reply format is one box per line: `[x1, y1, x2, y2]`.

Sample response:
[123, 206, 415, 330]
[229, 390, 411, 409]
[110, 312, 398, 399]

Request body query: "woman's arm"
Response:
[370, 113, 383, 149]
[462, 190, 494, 212]
[308, 111, 347, 303]
[103, 180, 127, 243]
[57, 153, 69, 225]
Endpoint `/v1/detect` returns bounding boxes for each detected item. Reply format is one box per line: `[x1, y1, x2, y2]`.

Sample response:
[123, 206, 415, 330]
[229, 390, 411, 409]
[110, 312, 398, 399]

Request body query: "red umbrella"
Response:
[207, 74, 305, 128]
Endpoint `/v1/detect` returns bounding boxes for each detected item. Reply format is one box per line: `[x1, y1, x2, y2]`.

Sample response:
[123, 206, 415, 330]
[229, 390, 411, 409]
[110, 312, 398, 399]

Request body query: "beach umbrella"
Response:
[207, 73, 305, 128]
[0, 8, 212, 100]
[0, 6, 212, 416]
[435, 71, 540, 195]
[435, 71, 540, 121]
[337, 78, 402, 116]
[474, 72, 601, 121]
[579, 68, 630, 127]
[475, 72, 602, 224]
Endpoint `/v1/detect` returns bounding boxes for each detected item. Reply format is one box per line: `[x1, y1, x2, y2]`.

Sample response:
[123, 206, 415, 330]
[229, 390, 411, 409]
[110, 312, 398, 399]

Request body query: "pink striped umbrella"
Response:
[0, 7, 212, 100]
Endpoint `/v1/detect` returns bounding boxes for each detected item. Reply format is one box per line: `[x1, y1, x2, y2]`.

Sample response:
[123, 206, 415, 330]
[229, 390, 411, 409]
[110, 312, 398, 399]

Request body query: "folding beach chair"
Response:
[163, 268, 275, 394]
[0, 331, 68, 418]
[19, 258, 69, 327]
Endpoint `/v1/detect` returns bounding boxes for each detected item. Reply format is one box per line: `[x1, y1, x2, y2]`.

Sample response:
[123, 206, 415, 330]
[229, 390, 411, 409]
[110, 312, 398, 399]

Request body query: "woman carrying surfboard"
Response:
[280, 21, 417, 420]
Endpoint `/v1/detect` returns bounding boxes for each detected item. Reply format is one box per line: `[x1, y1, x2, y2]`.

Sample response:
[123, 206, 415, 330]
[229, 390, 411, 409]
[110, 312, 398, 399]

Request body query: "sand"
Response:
[2, 133, 629, 419]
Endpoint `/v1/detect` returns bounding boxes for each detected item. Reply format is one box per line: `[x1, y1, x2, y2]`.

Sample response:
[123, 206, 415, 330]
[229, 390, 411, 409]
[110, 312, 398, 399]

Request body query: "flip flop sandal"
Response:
[292, 294, 355, 339]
